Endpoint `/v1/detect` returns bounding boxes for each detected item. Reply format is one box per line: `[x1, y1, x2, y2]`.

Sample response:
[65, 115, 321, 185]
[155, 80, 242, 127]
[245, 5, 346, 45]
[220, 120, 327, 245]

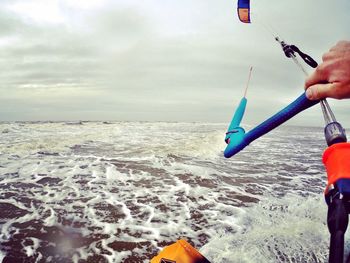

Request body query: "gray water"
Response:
[0, 122, 336, 262]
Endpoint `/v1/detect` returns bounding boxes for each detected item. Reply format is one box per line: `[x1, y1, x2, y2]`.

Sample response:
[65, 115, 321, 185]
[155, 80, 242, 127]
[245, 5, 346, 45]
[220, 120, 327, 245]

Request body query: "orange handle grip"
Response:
[323, 143, 350, 190]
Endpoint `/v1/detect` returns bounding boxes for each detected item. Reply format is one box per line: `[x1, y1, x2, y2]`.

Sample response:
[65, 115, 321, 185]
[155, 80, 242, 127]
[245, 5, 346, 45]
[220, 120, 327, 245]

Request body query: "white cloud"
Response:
[7, 0, 66, 25]
[61, 0, 110, 10]
[0, 0, 349, 126]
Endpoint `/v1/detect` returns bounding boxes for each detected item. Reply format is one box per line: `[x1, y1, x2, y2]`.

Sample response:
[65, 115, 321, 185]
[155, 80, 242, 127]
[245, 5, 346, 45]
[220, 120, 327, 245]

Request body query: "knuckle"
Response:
[322, 52, 330, 61]
[315, 65, 326, 75]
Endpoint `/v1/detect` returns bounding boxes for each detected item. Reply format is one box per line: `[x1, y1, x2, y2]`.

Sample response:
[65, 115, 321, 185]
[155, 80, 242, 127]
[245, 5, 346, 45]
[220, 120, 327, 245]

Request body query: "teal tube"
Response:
[224, 97, 247, 145]
[227, 97, 247, 131]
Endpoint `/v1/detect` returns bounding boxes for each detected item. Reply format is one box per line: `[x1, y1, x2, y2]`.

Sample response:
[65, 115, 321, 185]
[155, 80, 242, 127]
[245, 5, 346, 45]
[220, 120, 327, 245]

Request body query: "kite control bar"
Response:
[224, 93, 319, 158]
[224, 39, 323, 158]
[224, 38, 346, 159]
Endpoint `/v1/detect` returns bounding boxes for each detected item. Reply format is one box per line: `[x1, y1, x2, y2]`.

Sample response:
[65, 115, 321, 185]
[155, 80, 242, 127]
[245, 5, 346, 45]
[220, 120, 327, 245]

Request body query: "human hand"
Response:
[305, 40, 350, 100]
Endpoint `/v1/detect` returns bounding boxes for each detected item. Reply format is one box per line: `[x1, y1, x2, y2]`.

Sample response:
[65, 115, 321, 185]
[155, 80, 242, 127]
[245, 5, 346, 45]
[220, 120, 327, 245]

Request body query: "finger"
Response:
[304, 66, 328, 89]
[305, 83, 337, 100]
[322, 50, 336, 62]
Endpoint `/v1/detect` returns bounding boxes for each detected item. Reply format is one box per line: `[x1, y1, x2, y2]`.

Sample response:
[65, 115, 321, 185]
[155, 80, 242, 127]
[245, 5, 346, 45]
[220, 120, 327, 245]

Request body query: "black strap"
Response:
[225, 130, 238, 144]
[281, 42, 318, 68]
[225, 130, 238, 135]
[290, 45, 318, 68]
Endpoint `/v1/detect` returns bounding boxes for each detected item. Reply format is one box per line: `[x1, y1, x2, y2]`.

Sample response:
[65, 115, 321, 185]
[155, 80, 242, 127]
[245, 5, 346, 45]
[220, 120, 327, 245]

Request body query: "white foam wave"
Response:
[0, 122, 331, 262]
[201, 194, 329, 262]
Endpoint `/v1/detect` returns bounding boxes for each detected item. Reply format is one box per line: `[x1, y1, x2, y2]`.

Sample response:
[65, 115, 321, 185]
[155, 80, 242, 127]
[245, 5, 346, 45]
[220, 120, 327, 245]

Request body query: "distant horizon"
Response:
[0, 119, 326, 129]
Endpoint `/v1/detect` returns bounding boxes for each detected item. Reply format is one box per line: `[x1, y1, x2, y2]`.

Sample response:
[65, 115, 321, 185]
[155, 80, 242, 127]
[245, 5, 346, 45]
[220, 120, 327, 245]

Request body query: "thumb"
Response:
[305, 83, 335, 100]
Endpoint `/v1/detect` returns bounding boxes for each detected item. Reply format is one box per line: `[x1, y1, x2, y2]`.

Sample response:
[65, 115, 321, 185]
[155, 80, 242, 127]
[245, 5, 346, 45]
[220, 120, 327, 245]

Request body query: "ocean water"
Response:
[0, 122, 338, 262]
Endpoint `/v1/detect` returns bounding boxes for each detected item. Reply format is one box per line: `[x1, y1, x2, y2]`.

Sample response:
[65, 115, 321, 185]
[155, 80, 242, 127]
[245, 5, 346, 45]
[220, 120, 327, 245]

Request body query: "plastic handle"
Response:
[224, 92, 319, 158]
[323, 143, 350, 187]
[228, 97, 247, 130]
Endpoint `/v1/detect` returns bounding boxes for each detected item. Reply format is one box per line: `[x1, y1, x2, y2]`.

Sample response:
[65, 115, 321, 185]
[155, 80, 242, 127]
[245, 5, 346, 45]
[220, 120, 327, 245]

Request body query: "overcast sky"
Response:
[0, 0, 349, 126]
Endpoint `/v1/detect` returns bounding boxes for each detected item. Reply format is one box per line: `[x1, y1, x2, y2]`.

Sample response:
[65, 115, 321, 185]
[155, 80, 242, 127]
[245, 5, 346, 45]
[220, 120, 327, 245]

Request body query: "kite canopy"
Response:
[237, 0, 250, 23]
